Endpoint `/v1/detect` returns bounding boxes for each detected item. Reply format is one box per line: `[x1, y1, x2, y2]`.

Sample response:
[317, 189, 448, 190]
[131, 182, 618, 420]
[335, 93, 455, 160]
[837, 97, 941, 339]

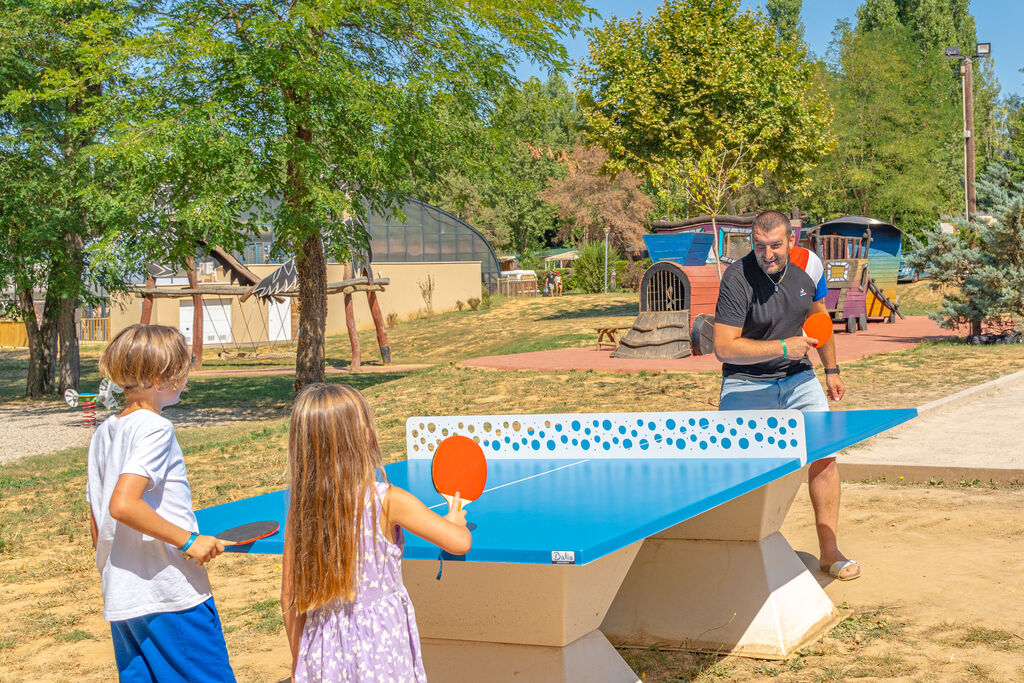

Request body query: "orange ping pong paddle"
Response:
[432, 435, 487, 512]
[802, 312, 834, 349]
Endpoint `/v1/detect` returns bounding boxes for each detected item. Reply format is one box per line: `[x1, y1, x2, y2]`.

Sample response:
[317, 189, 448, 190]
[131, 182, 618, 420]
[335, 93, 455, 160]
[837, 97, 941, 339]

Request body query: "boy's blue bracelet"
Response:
[179, 532, 198, 553]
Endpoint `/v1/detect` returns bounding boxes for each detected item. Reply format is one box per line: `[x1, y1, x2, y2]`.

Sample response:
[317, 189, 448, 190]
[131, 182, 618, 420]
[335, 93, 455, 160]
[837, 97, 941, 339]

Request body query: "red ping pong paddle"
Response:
[802, 312, 833, 349]
[214, 520, 280, 546]
[432, 435, 487, 512]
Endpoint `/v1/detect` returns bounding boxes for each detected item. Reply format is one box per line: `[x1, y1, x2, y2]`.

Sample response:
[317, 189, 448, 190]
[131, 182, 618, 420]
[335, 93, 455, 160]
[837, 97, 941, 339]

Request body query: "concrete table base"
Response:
[602, 469, 839, 658]
[404, 541, 642, 682]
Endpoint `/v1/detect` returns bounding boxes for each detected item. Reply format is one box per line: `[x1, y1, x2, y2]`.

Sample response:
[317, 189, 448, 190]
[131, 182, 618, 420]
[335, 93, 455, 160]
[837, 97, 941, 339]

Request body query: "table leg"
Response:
[404, 541, 643, 683]
[601, 469, 840, 658]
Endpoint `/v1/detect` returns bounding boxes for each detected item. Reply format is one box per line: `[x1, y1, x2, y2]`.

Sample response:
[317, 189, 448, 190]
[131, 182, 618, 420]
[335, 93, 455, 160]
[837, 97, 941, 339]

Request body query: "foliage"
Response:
[805, 23, 961, 236]
[75, 0, 592, 389]
[539, 145, 653, 252]
[412, 73, 585, 253]
[571, 240, 621, 294]
[766, 0, 804, 43]
[0, 0, 143, 396]
[915, 195, 1024, 332]
[578, 0, 832, 220]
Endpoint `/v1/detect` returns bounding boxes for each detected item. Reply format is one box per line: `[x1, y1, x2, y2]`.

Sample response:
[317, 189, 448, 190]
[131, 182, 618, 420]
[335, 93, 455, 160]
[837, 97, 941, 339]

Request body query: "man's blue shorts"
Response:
[110, 597, 235, 682]
[719, 368, 829, 412]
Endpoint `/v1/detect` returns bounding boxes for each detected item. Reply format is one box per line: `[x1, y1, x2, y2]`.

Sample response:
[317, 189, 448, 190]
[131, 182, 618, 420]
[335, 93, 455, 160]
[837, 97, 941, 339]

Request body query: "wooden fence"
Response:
[80, 317, 110, 342]
[0, 320, 29, 347]
[0, 317, 110, 347]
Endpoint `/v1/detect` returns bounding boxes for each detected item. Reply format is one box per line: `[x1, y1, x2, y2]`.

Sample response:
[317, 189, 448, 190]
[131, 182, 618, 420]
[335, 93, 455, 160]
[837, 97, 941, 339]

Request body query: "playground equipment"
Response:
[65, 378, 122, 427]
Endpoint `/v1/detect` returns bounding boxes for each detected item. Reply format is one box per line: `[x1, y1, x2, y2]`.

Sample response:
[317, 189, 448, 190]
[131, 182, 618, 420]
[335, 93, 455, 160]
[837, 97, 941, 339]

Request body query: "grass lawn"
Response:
[2, 290, 1023, 680]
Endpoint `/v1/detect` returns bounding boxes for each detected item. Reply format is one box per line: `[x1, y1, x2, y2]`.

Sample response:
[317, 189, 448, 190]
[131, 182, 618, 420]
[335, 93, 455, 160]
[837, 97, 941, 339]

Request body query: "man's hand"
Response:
[782, 335, 818, 361]
[183, 535, 225, 566]
[826, 373, 845, 401]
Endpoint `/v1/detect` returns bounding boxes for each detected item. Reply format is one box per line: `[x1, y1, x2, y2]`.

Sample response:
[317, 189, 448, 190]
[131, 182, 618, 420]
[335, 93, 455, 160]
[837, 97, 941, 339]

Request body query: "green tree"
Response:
[916, 194, 1024, 335]
[413, 73, 584, 253]
[88, 1, 591, 390]
[577, 0, 831, 276]
[0, 0, 137, 397]
[766, 0, 804, 43]
[807, 23, 961, 235]
[571, 240, 621, 293]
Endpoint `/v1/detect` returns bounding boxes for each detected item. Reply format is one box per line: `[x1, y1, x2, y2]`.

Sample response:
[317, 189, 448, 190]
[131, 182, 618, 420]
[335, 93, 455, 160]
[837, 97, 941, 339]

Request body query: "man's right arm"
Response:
[714, 323, 818, 365]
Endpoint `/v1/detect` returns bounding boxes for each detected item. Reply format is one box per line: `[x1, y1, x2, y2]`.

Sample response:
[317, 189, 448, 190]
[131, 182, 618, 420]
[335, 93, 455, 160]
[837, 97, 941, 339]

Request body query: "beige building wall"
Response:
[109, 261, 481, 342]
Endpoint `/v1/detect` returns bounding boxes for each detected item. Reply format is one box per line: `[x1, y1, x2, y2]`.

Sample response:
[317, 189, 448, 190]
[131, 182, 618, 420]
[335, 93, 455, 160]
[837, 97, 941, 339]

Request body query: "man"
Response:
[713, 210, 858, 581]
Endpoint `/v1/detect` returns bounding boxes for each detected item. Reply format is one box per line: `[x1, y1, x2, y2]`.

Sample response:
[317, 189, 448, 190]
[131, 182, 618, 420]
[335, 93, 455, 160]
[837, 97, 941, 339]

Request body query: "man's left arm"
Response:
[808, 300, 845, 401]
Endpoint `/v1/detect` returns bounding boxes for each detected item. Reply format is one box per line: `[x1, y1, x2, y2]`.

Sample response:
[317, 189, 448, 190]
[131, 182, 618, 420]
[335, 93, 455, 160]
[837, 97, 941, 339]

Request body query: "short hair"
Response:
[99, 324, 190, 391]
[752, 210, 793, 236]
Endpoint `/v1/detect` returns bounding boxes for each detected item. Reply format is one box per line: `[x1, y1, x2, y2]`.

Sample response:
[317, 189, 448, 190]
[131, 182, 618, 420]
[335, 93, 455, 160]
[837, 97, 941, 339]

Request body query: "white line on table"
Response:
[428, 459, 591, 510]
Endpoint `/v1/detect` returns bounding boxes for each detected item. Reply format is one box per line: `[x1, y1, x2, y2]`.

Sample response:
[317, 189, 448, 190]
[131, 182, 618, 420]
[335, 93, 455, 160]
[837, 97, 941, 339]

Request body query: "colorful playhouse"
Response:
[804, 216, 904, 323]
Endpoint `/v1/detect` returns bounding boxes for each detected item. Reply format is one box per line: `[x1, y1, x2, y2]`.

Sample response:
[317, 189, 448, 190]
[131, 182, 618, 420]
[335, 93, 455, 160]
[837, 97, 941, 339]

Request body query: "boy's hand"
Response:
[184, 534, 225, 566]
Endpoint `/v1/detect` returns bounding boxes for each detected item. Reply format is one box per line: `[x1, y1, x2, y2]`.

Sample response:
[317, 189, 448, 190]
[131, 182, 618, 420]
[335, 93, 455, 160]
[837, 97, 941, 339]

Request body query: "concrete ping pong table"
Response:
[196, 408, 915, 682]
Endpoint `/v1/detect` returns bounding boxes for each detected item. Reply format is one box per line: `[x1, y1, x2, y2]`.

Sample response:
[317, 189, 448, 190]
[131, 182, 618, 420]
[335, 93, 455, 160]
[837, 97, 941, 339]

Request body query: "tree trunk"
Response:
[186, 258, 203, 370]
[294, 233, 327, 391]
[140, 275, 155, 323]
[58, 231, 85, 394]
[20, 284, 58, 398]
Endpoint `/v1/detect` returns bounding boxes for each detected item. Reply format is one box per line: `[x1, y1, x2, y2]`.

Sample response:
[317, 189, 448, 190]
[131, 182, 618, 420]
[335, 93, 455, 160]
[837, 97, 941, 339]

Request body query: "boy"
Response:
[87, 324, 235, 680]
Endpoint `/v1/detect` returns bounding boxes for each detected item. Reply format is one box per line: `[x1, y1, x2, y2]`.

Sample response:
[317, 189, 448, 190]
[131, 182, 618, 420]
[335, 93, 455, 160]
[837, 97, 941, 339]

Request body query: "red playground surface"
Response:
[462, 316, 954, 374]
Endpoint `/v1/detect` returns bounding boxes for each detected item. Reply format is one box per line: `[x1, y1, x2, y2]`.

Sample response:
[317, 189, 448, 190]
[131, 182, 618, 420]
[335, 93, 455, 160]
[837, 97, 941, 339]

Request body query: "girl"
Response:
[87, 323, 234, 681]
[282, 384, 472, 682]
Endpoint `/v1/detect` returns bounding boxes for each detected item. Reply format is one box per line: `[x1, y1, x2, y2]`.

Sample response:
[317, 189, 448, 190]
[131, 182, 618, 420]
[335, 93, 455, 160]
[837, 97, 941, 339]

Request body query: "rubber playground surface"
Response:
[462, 315, 954, 374]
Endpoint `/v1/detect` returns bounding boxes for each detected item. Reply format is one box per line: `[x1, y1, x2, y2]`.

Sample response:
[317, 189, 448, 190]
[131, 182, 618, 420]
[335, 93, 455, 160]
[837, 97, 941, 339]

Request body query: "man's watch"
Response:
[824, 366, 841, 376]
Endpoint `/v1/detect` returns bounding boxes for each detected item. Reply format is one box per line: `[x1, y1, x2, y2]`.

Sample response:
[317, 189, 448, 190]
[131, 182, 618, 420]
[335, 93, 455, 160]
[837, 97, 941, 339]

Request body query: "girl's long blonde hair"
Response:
[286, 383, 386, 611]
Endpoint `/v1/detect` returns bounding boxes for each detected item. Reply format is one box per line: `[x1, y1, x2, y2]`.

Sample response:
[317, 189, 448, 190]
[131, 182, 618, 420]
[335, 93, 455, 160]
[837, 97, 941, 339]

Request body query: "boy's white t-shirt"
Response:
[86, 409, 212, 621]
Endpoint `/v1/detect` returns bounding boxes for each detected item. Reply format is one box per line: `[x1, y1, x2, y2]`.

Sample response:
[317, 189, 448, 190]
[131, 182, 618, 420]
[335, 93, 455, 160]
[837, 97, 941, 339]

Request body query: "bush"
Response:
[455, 300, 465, 311]
[572, 241, 623, 293]
[385, 312, 399, 328]
[467, 297, 481, 311]
[621, 258, 651, 291]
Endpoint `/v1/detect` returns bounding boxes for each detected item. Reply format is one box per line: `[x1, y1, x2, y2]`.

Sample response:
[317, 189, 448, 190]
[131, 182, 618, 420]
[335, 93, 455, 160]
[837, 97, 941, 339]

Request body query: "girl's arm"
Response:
[281, 537, 305, 678]
[108, 473, 224, 565]
[385, 486, 472, 555]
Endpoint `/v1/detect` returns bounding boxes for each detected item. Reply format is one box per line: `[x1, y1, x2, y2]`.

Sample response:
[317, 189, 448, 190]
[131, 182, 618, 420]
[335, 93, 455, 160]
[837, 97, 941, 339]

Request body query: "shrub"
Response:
[572, 240, 623, 293]
[386, 312, 399, 328]
[621, 258, 651, 291]
[467, 297, 481, 311]
[455, 300, 465, 311]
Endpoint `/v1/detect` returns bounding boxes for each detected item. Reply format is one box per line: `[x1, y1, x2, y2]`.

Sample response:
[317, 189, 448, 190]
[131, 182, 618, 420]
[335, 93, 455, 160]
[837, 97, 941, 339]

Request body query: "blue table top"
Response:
[194, 408, 915, 565]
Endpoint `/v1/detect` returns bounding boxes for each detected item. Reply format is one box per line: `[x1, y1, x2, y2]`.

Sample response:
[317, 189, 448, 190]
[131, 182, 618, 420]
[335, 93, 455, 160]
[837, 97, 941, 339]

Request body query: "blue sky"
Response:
[515, 0, 1023, 97]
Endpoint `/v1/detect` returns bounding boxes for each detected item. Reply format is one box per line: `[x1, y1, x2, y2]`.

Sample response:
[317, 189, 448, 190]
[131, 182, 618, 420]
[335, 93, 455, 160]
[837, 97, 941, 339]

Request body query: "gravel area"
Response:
[0, 400, 272, 465]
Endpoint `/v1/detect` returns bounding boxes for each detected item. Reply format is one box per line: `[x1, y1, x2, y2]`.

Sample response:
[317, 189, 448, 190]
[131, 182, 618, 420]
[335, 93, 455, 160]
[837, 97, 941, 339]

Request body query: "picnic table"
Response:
[595, 326, 633, 350]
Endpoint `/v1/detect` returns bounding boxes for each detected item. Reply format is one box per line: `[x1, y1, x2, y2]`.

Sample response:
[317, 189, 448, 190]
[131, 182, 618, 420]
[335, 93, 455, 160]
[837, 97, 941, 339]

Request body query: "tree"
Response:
[91, 1, 591, 391]
[0, 0, 137, 397]
[571, 241, 621, 293]
[539, 145, 652, 252]
[806, 23, 961, 236]
[766, 0, 804, 43]
[577, 0, 831, 277]
[413, 74, 585, 253]
[916, 193, 1024, 335]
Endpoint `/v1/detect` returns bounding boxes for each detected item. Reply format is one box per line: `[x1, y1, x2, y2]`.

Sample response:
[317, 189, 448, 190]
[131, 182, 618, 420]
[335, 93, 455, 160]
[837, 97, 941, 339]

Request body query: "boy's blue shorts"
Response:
[110, 597, 235, 682]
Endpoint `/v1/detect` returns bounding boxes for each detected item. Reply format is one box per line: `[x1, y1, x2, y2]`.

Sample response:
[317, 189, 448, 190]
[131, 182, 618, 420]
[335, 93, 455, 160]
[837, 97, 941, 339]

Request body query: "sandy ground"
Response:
[5, 482, 1020, 682]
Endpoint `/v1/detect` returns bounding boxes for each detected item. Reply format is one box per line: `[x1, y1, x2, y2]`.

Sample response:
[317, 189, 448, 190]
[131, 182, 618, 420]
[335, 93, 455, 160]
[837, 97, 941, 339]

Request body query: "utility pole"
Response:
[603, 226, 610, 293]
[946, 43, 989, 220]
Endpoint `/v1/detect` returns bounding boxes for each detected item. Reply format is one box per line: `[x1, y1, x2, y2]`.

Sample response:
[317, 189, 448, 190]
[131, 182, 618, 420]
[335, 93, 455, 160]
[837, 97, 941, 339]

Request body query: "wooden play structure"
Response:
[612, 233, 719, 359]
[806, 216, 904, 323]
[801, 229, 872, 334]
[133, 244, 391, 370]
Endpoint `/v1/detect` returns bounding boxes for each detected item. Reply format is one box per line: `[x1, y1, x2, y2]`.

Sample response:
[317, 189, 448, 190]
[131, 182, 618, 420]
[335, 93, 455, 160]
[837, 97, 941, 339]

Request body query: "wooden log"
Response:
[344, 292, 360, 371]
[126, 278, 389, 298]
[690, 314, 715, 356]
[366, 290, 391, 364]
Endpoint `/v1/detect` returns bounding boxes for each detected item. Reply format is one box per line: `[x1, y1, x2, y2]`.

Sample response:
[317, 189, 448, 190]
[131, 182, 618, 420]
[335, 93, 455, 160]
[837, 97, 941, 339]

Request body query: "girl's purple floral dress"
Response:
[295, 482, 427, 682]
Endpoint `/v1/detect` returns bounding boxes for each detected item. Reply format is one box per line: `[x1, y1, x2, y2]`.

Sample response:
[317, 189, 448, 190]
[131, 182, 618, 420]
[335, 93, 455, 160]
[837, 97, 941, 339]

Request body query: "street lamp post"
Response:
[945, 42, 991, 220]
[603, 226, 610, 293]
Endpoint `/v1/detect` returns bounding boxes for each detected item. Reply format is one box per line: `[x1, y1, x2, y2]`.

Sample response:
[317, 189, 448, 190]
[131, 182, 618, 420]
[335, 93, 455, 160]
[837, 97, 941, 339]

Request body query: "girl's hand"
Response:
[184, 534, 225, 565]
[444, 505, 468, 527]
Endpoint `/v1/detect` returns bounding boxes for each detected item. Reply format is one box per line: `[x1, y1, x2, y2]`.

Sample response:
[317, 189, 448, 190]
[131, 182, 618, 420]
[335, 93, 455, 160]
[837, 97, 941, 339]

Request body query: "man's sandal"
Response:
[823, 559, 861, 581]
